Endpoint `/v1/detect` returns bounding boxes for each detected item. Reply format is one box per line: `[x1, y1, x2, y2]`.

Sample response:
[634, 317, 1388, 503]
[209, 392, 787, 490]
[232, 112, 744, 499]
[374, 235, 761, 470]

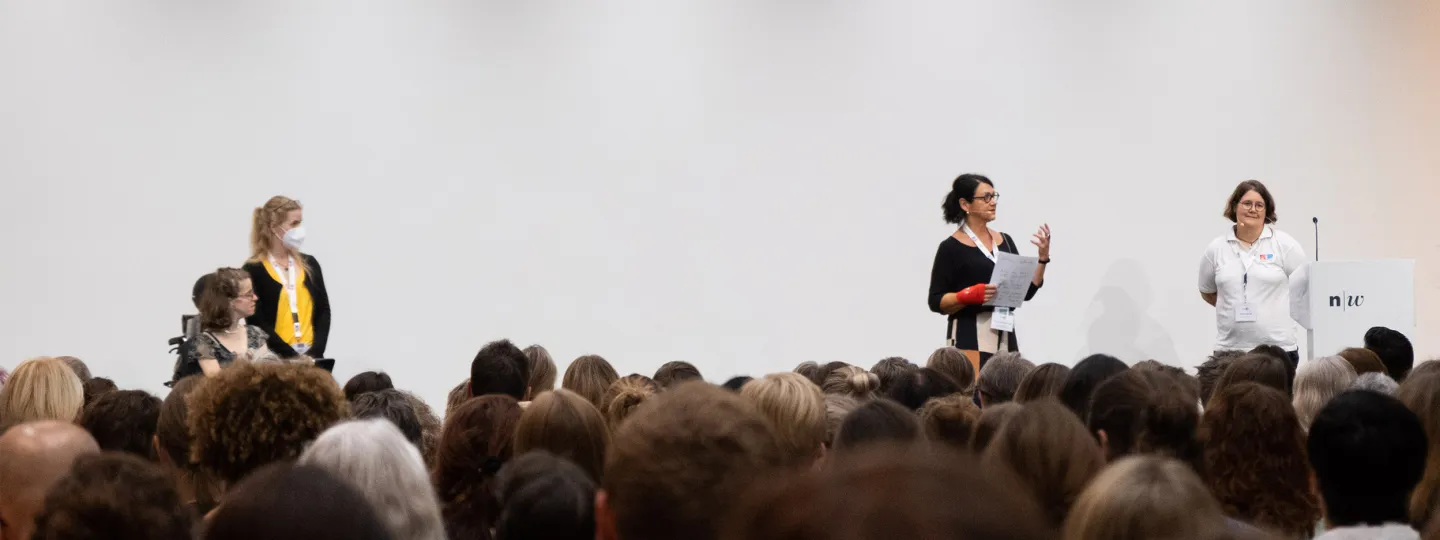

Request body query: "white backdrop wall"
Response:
[2, 1, 1437, 410]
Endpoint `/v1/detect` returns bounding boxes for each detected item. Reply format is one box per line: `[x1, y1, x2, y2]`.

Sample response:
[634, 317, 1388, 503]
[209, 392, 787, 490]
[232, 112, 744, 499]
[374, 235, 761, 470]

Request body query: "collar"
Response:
[1227, 225, 1273, 244]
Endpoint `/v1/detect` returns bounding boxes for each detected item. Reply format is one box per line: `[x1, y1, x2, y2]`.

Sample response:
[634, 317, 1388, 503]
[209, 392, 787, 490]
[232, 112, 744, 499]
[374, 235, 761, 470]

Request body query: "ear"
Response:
[466, 379, 474, 398]
[153, 435, 172, 467]
[595, 489, 620, 540]
[524, 385, 533, 401]
[1096, 429, 1110, 458]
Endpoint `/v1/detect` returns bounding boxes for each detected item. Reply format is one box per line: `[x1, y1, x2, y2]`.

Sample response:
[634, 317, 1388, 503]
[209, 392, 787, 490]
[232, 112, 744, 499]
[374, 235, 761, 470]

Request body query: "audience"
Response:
[597, 382, 785, 540]
[821, 365, 880, 401]
[971, 401, 1022, 453]
[55, 356, 92, 382]
[1366, 327, 1415, 382]
[869, 357, 918, 395]
[1196, 350, 1245, 406]
[1063, 456, 1231, 540]
[1014, 363, 1072, 403]
[563, 354, 620, 410]
[494, 451, 597, 540]
[721, 375, 753, 391]
[600, 375, 659, 429]
[30, 453, 194, 540]
[1308, 390, 1427, 539]
[926, 347, 976, 394]
[343, 370, 394, 401]
[513, 388, 611, 481]
[471, 339, 531, 400]
[1293, 355, 1358, 430]
[204, 463, 391, 540]
[152, 375, 218, 515]
[81, 377, 118, 406]
[833, 399, 921, 456]
[0, 422, 100, 540]
[299, 419, 447, 540]
[78, 389, 162, 459]
[1397, 373, 1440, 530]
[523, 344, 558, 398]
[976, 352, 1036, 407]
[740, 372, 827, 468]
[434, 394, 522, 540]
[350, 388, 425, 449]
[1059, 354, 1128, 419]
[446, 378, 470, 415]
[1338, 347, 1389, 377]
[1251, 343, 1298, 387]
[0, 357, 85, 432]
[917, 393, 980, 451]
[652, 361, 703, 389]
[1087, 369, 1203, 472]
[1351, 371, 1400, 396]
[1408, 360, 1440, 380]
[1202, 382, 1321, 538]
[399, 389, 443, 468]
[982, 399, 1104, 528]
[1213, 352, 1290, 399]
[822, 394, 859, 447]
[886, 367, 962, 410]
[792, 361, 822, 386]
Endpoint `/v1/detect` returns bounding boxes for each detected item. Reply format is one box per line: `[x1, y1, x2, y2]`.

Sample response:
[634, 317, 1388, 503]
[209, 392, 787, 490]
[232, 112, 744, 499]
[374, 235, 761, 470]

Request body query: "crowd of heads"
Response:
[0, 326, 1433, 540]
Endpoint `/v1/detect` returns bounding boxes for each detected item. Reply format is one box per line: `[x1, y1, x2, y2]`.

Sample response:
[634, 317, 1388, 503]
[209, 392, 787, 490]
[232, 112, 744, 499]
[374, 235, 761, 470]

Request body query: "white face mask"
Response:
[280, 226, 306, 250]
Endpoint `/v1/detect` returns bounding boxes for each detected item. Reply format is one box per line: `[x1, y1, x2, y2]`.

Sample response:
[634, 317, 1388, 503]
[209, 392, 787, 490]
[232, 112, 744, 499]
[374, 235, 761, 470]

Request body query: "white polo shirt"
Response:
[1198, 226, 1306, 352]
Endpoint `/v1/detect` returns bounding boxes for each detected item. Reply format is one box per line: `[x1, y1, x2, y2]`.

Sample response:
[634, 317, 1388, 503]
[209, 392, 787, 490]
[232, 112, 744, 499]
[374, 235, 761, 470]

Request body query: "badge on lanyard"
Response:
[1235, 244, 1260, 324]
[992, 307, 1016, 332]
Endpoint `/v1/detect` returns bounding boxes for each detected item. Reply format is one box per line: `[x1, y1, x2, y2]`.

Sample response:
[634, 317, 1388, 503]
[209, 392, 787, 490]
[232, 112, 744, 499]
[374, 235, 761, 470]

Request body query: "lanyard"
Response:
[1233, 228, 1268, 299]
[962, 223, 998, 263]
[269, 255, 304, 342]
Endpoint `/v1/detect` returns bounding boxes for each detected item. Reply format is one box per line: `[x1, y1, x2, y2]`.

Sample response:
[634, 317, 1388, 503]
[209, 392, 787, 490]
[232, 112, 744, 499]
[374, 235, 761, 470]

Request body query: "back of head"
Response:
[472, 339, 531, 400]
[155, 376, 204, 469]
[494, 451, 597, 540]
[79, 389, 162, 459]
[983, 399, 1105, 528]
[1338, 347, 1389, 377]
[0, 421, 101, 540]
[396, 390, 442, 469]
[563, 355, 619, 409]
[32, 453, 193, 540]
[0, 357, 85, 432]
[834, 399, 921, 455]
[724, 443, 1053, 540]
[81, 377, 117, 407]
[927, 347, 977, 393]
[824, 394, 860, 447]
[653, 361, 703, 389]
[350, 389, 424, 449]
[1062, 456, 1229, 540]
[1399, 373, 1440, 528]
[1249, 344, 1293, 384]
[886, 367, 961, 410]
[602, 382, 785, 540]
[1351, 372, 1400, 396]
[1195, 351, 1243, 406]
[1410, 360, 1440, 380]
[822, 366, 881, 401]
[186, 362, 349, 485]
[54, 357, 91, 382]
[513, 389, 610, 481]
[1213, 353, 1290, 400]
[1293, 355, 1357, 430]
[919, 394, 981, 452]
[1014, 363, 1072, 404]
[977, 353, 1036, 406]
[1202, 383, 1320, 536]
[434, 394, 523, 539]
[446, 379, 471, 417]
[721, 376, 753, 391]
[1060, 355, 1129, 421]
[204, 463, 391, 540]
[342, 371, 394, 401]
[793, 361, 822, 387]
[1308, 389, 1427, 527]
[524, 344, 558, 396]
[739, 373, 827, 468]
[197, 268, 250, 332]
[299, 419, 445, 540]
[971, 402, 1023, 454]
[1088, 369, 1202, 473]
[601, 375, 659, 430]
[870, 357, 918, 395]
[1366, 327, 1415, 381]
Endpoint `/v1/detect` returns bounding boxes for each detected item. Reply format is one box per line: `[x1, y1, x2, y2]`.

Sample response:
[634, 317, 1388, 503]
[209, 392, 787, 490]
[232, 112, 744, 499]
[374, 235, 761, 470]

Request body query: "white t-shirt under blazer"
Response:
[1198, 225, 1307, 352]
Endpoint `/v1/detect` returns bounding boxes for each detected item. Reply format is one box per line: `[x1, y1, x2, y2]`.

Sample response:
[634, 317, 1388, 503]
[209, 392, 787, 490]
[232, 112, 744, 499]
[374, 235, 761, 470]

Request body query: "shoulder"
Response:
[246, 326, 269, 341]
[241, 260, 267, 273]
[303, 253, 322, 269]
[937, 236, 964, 251]
[1203, 235, 1231, 254]
[1269, 228, 1302, 249]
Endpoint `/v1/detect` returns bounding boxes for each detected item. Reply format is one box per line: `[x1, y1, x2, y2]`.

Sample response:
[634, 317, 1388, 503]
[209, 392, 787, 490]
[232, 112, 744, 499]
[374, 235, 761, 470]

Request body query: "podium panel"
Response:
[1294, 260, 1415, 359]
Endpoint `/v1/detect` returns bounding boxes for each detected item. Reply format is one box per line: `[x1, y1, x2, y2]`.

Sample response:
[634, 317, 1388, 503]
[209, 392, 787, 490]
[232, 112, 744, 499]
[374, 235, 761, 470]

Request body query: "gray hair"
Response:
[976, 353, 1036, 405]
[299, 419, 446, 540]
[1350, 372, 1399, 396]
[55, 356, 91, 382]
[1292, 355, 1357, 430]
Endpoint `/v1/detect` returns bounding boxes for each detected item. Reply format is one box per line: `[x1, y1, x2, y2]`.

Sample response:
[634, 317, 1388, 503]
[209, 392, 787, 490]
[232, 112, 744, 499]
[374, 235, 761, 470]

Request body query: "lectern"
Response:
[1291, 260, 1416, 360]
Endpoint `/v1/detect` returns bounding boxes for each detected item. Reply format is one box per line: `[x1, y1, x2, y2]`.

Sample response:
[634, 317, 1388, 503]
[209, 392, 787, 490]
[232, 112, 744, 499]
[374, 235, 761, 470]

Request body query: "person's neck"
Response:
[1235, 223, 1263, 243]
[268, 245, 291, 263]
[965, 217, 991, 237]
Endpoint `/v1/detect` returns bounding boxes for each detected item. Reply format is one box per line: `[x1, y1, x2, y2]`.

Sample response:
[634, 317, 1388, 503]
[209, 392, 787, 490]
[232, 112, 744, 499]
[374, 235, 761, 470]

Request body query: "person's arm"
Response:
[199, 359, 221, 376]
[1201, 292, 1218, 306]
[1028, 225, 1050, 290]
[190, 335, 222, 376]
[1199, 243, 1219, 306]
[1280, 232, 1307, 277]
[306, 255, 331, 357]
[929, 244, 954, 315]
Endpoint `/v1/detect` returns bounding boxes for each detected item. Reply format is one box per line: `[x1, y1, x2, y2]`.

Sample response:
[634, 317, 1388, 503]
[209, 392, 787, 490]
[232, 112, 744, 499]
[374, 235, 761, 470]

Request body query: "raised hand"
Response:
[1031, 224, 1052, 260]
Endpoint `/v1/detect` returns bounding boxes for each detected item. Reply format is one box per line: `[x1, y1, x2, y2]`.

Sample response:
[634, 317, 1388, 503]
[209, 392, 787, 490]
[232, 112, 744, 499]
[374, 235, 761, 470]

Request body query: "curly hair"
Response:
[78, 389, 162, 459]
[434, 394, 522, 540]
[1202, 382, 1321, 537]
[186, 362, 348, 486]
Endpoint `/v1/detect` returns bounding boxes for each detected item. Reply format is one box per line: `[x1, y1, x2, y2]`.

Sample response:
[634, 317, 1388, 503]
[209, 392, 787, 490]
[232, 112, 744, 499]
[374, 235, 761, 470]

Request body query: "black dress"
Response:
[927, 233, 1042, 370]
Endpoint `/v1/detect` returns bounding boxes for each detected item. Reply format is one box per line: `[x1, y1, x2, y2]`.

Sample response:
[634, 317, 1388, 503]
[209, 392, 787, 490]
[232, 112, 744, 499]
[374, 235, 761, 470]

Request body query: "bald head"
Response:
[0, 421, 100, 540]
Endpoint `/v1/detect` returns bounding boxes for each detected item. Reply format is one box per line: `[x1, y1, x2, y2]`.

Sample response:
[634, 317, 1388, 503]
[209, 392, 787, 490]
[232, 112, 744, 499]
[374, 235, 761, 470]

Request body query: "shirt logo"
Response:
[1260, 254, 1275, 261]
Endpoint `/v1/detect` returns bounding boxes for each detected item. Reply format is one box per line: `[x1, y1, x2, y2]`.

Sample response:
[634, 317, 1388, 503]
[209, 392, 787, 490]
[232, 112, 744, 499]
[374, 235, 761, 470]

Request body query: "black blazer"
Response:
[243, 254, 331, 358]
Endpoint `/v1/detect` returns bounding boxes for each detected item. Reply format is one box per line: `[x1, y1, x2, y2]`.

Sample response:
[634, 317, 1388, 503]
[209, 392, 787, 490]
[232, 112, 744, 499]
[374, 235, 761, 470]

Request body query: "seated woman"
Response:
[181, 268, 272, 376]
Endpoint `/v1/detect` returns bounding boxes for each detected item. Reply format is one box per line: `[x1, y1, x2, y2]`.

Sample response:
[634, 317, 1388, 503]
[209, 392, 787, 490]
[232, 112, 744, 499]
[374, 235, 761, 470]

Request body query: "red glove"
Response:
[955, 284, 987, 305]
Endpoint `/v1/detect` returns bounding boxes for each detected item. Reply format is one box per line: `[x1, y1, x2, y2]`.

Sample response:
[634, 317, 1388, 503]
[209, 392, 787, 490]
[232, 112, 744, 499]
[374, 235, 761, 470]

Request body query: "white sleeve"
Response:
[1280, 232, 1307, 276]
[1198, 244, 1218, 294]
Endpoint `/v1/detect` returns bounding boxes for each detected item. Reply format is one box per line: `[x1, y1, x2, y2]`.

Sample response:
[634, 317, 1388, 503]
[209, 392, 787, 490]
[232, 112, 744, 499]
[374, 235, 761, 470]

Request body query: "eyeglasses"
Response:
[1239, 200, 1266, 210]
[970, 192, 1000, 203]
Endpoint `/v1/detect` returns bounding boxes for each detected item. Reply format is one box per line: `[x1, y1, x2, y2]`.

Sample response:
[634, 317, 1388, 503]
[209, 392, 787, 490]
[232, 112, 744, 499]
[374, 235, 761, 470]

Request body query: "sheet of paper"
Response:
[986, 251, 1040, 309]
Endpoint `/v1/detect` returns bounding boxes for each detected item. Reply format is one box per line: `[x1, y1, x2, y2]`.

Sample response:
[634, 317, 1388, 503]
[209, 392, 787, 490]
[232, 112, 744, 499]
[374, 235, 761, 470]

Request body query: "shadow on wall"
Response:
[1076, 259, 1179, 365]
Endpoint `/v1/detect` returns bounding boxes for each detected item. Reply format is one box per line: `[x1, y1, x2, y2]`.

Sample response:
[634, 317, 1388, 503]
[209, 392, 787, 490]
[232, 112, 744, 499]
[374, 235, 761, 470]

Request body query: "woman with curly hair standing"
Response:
[1202, 382, 1321, 538]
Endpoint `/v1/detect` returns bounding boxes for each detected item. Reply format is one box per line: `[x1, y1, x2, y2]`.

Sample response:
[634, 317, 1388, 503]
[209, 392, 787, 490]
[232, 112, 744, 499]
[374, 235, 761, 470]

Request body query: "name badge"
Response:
[991, 307, 1016, 332]
[294, 342, 309, 354]
[1235, 303, 1258, 323]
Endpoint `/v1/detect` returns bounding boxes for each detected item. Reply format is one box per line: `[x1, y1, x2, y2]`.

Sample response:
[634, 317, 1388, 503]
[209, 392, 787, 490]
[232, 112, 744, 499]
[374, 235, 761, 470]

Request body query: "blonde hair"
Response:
[740, 373, 827, 467]
[822, 366, 880, 401]
[249, 195, 308, 271]
[561, 355, 618, 410]
[523, 345, 557, 398]
[1293, 355, 1357, 430]
[513, 389, 610, 481]
[601, 375, 658, 430]
[0, 357, 85, 432]
[1062, 456, 1229, 540]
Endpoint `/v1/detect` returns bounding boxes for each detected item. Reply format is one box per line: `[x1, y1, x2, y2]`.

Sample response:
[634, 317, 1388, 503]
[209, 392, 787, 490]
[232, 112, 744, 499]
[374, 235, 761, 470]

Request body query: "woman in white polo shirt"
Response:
[1198, 180, 1307, 366]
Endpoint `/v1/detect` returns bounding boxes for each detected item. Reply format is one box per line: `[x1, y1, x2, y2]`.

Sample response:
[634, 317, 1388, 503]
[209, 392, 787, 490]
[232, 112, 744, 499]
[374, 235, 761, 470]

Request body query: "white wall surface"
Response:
[2, 1, 1437, 410]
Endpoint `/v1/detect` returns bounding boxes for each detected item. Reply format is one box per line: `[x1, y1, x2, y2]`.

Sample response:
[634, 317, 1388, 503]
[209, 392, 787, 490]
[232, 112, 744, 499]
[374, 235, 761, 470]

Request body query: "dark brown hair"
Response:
[341, 371, 393, 401]
[1222, 179, 1277, 224]
[942, 174, 997, 225]
[32, 453, 194, 540]
[653, 361, 703, 389]
[350, 389, 423, 448]
[833, 399, 922, 455]
[918, 394, 981, 451]
[434, 394, 522, 540]
[1014, 363, 1072, 403]
[603, 382, 785, 540]
[197, 268, 250, 332]
[982, 399, 1104, 528]
[187, 363, 349, 485]
[1339, 347, 1389, 376]
[1202, 383, 1320, 537]
[1196, 350, 1244, 406]
[1213, 353, 1290, 401]
[870, 357, 919, 396]
[971, 402, 1023, 453]
[81, 377, 117, 407]
[563, 355, 619, 409]
[1088, 370, 1203, 475]
[1398, 373, 1440, 529]
[205, 463, 389, 540]
[513, 389, 610, 482]
[446, 378, 470, 417]
[471, 340, 531, 400]
[79, 389, 162, 460]
[154, 375, 218, 513]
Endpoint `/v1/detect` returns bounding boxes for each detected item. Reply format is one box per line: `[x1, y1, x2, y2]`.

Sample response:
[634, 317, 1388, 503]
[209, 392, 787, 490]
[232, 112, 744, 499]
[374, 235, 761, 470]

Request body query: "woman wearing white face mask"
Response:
[242, 195, 332, 359]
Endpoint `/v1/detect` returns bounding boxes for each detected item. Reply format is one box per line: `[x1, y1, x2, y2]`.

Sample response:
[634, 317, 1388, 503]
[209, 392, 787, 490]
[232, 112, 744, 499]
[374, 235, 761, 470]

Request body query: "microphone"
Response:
[1313, 217, 1320, 261]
